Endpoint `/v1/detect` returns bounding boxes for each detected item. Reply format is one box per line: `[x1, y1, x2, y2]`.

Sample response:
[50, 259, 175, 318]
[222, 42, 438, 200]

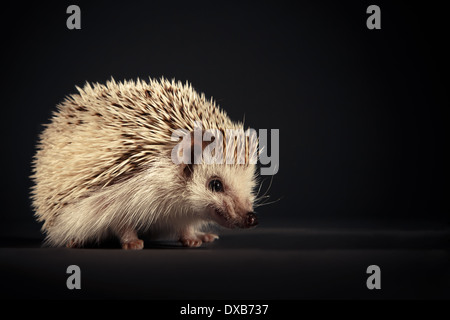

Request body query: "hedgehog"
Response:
[31, 78, 259, 249]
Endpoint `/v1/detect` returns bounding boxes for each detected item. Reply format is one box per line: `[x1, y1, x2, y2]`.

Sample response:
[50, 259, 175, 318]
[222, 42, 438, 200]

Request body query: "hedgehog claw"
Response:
[180, 238, 203, 247]
[66, 239, 80, 248]
[122, 239, 144, 250]
[198, 233, 219, 243]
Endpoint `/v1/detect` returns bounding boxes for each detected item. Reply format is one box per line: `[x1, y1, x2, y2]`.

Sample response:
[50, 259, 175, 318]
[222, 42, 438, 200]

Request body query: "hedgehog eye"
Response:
[209, 179, 224, 192]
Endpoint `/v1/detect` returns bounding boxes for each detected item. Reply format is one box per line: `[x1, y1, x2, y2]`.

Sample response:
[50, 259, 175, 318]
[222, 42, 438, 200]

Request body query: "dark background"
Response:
[0, 1, 448, 300]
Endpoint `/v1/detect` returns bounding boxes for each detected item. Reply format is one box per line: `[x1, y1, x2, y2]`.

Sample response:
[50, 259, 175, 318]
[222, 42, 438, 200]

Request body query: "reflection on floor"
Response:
[0, 227, 449, 299]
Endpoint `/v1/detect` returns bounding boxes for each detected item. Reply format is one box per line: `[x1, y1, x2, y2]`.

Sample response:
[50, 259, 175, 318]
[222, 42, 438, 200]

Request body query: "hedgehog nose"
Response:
[245, 212, 258, 228]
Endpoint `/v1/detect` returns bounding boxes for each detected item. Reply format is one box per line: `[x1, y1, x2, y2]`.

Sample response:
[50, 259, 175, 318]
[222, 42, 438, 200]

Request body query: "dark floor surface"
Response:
[1, 226, 449, 299]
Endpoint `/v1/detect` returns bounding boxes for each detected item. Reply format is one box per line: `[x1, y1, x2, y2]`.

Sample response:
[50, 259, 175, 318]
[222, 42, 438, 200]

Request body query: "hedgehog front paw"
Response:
[198, 233, 219, 243]
[66, 239, 80, 248]
[179, 237, 203, 248]
[122, 239, 144, 250]
[179, 233, 219, 247]
[117, 228, 143, 250]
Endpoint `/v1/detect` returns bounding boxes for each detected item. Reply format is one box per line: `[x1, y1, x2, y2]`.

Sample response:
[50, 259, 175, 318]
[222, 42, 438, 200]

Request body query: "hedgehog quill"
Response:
[31, 78, 260, 249]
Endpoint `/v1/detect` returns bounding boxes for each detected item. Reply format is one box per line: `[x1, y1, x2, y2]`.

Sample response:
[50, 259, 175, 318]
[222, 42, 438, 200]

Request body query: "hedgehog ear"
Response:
[182, 133, 198, 178]
[171, 131, 206, 179]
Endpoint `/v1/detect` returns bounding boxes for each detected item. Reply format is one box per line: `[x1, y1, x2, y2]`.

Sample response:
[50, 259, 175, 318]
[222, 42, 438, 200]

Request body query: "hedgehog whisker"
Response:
[254, 196, 283, 208]
[255, 177, 267, 199]
[259, 173, 274, 201]
[254, 196, 270, 207]
[254, 195, 270, 204]
[253, 174, 278, 207]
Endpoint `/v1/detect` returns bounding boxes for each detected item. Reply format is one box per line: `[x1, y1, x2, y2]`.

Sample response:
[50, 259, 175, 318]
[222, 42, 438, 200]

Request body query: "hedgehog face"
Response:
[187, 164, 258, 229]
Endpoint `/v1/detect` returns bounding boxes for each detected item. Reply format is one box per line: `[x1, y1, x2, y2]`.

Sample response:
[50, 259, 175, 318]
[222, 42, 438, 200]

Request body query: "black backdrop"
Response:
[1, 0, 448, 237]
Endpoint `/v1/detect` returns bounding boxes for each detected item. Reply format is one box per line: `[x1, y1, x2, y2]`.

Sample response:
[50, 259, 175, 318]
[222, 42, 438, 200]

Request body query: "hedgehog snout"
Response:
[244, 212, 258, 228]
